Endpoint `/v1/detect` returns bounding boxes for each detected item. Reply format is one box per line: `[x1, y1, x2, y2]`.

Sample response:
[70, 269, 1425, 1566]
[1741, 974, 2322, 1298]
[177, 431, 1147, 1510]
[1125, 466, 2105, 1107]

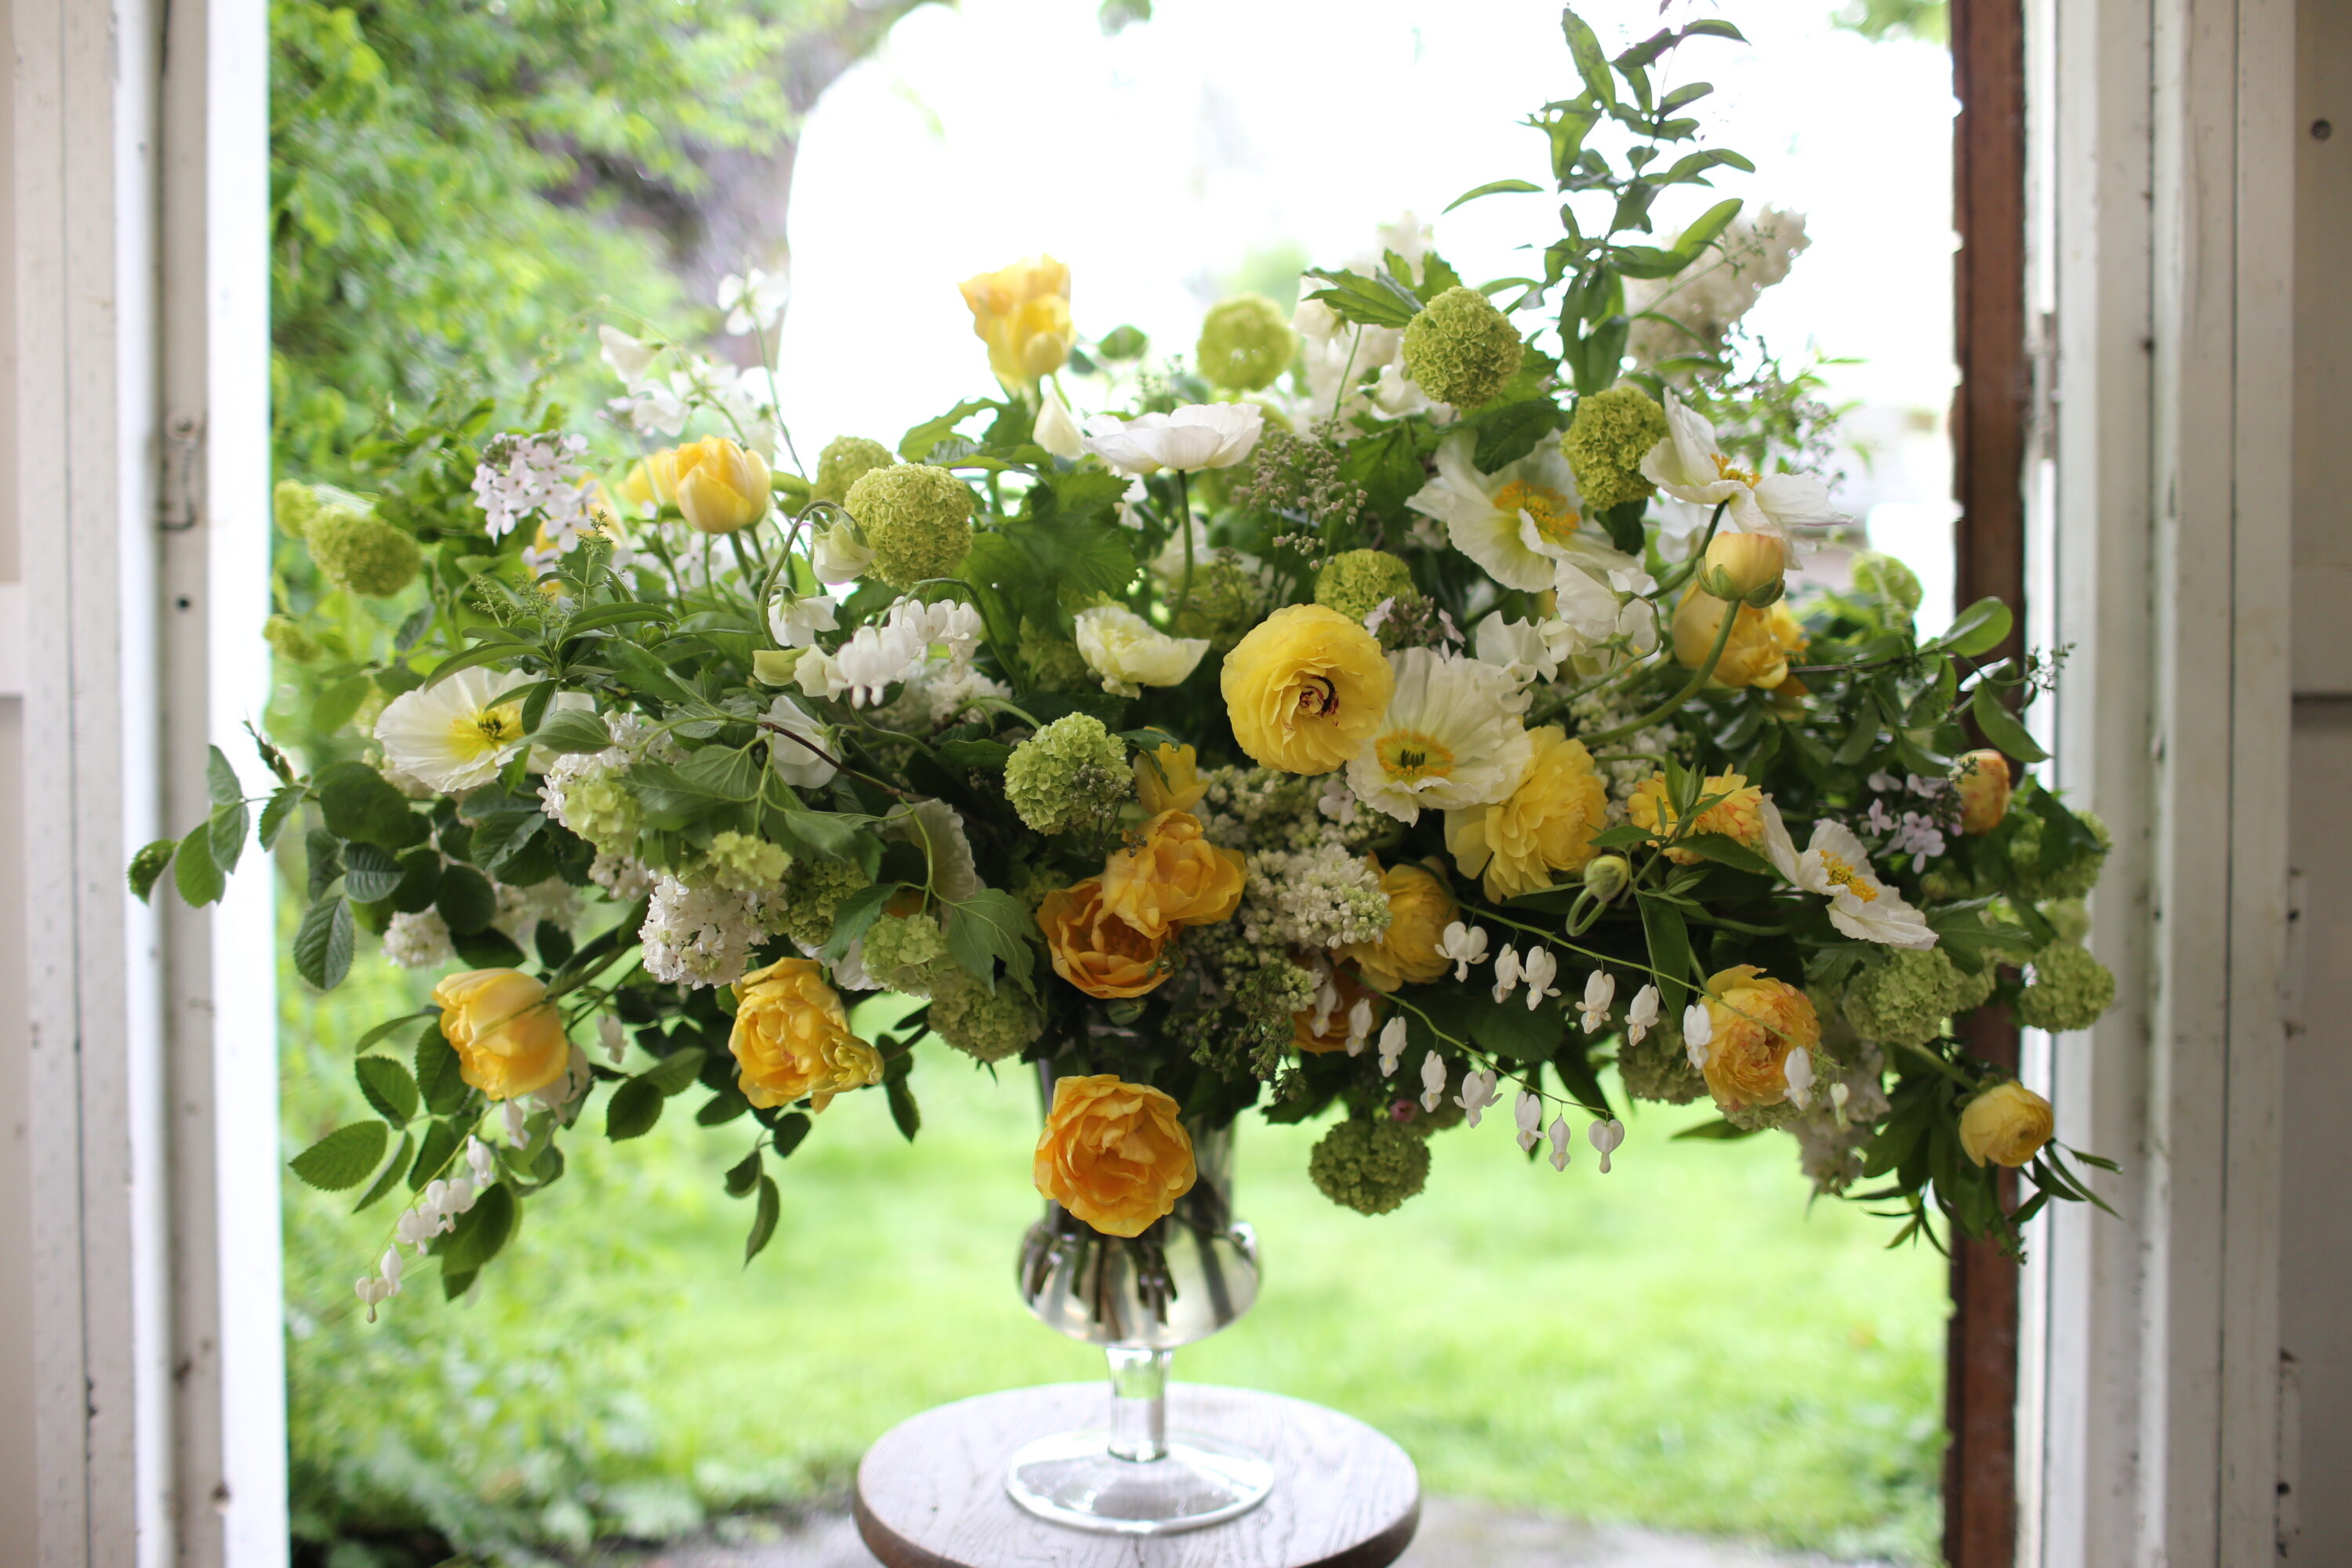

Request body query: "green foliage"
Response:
[1834, 0, 1949, 45]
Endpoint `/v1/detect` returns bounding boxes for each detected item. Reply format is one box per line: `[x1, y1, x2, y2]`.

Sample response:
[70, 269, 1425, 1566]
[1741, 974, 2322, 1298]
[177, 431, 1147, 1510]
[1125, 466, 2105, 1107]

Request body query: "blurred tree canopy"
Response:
[1832, 0, 1948, 45]
[272, 0, 925, 481]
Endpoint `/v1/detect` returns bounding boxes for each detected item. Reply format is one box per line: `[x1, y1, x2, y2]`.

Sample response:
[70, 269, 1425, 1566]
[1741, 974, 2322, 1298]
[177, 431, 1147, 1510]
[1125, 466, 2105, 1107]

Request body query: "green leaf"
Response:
[899, 398, 997, 460]
[342, 840, 405, 903]
[440, 1182, 516, 1276]
[1461, 988, 1563, 1063]
[530, 707, 617, 753]
[1561, 7, 1619, 111]
[744, 1174, 781, 1264]
[435, 864, 498, 934]
[257, 786, 307, 852]
[355, 1056, 420, 1124]
[607, 1076, 664, 1140]
[451, 925, 525, 969]
[416, 1023, 469, 1115]
[822, 881, 898, 963]
[293, 895, 356, 991]
[172, 826, 226, 906]
[943, 888, 1037, 994]
[1939, 597, 2014, 657]
[1637, 891, 1695, 1016]
[724, 1147, 763, 1197]
[466, 802, 547, 877]
[1300, 267, 1423, 328]
[632, 750, 760, 831]
[1672, 1117, 1764, 1141]
[886, 1076, 921, 1143]
[312, 674, 373, 735]
[768, 1110, 813, 1160]
[563, 603, 676, 634]
[938, 739, 1012, 773]
[206, 800, 250, 880]
[1467, 397, 1566, 470]
[1444, 177, 1544, 213]
[205, 745, 244, 807]
[354, 1132, 414, 1213]
[644, 1047, 708, 1097]
[1970, 682, 2049, 763]
[348, 1007, 436, 1058]
[1096, 325, 1148, 360]
[1675, 833, 1777, 878]
[128, 840, 176, 903]
[289, 1121, 390, 1192]
[1667, 198, 1744, 263]
[314, 760, 427, 850]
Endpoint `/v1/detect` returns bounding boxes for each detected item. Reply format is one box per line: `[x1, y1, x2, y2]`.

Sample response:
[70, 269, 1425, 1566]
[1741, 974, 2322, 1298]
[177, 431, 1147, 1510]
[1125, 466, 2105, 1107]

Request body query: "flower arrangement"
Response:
[143, 9, 2115, 1316]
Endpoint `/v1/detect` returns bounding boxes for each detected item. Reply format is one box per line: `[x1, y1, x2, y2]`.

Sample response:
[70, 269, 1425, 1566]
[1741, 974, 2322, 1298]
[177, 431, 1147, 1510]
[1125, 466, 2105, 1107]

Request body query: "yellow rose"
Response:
[644, 436, 771, 535]
[1292, 965, 1386, 1054]
[1697, 530, 1789, 604]
[1671, 591, 1808, 689]
[960, 256, 1073, 389]
[1134, 742, 1209, 815]
[1036, 879, 1171, 999]
[1097, 811, 1246, 939]
[432, 967, 572, 1102]
[1033, 1073, 1198, 1237]
[1337, 856, 1458, 991]
[1625, 771, 1768, 866]
[728, 957, 882, 1112]
[1697, 964, 1821, 1111]
[1220, 604, 1396, 774]
[1953, 749, 2012, 835]
[1959, 1081, 2055, 1168]
[1443, 727, 1610, 901]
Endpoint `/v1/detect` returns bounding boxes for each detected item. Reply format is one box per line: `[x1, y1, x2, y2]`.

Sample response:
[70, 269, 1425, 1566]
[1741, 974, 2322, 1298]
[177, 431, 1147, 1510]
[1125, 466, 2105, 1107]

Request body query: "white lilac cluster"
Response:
[875, 660, 1011, 734]
[639, 874, 788, 987]
[381, 910, 455, 970]
[1626, 206, 1811, 368]
[1788, 1044, 1893, 1194]
[1565, 688, 1686, 811]
[471, 432, 593, 544]
[1200, 766, 1388, 855]
[795, 597, 986, 708]
[1861, 770, 1960, 860]
[591, 851, 657, 904]
[1236, 838, 1392, 952]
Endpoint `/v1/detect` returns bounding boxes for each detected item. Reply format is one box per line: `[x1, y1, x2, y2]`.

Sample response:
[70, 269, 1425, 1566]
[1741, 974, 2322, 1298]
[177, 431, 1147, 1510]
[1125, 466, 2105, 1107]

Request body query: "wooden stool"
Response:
[855, 1382, 1421, 1568]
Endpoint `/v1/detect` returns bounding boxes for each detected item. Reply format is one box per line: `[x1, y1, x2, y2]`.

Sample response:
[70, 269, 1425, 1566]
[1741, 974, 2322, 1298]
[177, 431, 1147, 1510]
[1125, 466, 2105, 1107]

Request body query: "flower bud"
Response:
[1952, 749, 2012, 834]
[1698, 531, 1788, 606]
[1582, 854, 1632, 902]
[1958, 1080, 2055, 1168]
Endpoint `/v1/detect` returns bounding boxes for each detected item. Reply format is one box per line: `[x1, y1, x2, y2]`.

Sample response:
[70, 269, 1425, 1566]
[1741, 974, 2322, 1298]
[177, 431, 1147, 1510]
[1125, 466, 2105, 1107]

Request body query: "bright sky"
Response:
[771, 0, 1960, 621]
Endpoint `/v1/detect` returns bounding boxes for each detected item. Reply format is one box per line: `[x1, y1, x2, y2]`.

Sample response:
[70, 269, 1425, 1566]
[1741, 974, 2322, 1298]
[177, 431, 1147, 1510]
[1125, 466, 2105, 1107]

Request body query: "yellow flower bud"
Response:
[1698, 531, 1789, 606]
[959, 256, 1073, 390]
[1583, 853, 1632, 902]
[1134, 742, 1208, 815]
[646, 436, 771, 535]
[1953, 749, 2012, 834]
[1958, 1080, 2055, 1168]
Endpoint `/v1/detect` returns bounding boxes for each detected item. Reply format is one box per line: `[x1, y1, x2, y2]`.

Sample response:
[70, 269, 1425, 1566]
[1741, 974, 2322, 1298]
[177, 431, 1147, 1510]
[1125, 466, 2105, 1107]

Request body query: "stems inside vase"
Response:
[1105, 1345, 1171, 1462]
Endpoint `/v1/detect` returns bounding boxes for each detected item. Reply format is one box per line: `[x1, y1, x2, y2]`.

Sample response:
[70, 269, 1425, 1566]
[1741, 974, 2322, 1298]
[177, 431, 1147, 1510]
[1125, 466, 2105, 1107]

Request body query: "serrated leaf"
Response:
[206, 745, 243, 807]
[354, 1056, 419, 1124]
[530, 707, 617, 753]
[439, 1182, 516, 1276]
[172, 826, 225, 906]
[293, 895, 355, 991]
[467, 803, 547, 877]
[1638, 892, 1694, 1016]
[451, 925, 524, 969]
[898, 398, 996, 461]
[644, 1047, 708, 1097]
[257, 786, 307, 852]
[342, 840, 405, 903]
[289, 1121, 390, 1192]
[1300, 267, 1423, 328]
[416, 1022, 469, 1115]
[408, 1117, 460, 1192]
[207, 800, 250, 880]
[313, 674, 373, 735]
[128, 840, 176, 902]
[354, 1132, 414, 1213]
[314, 760, 428, 850]
[769, 1110, 813, 1160]
[822, 881, 898, 963]
[744, 1174, 780, 1264]
[607, 1076, 664, 1140]
[943, 887, 1037, 994]
[1970, 683, 2049, 764]
[436, 864, 497, 933]
[350, 1007, 436, 1057]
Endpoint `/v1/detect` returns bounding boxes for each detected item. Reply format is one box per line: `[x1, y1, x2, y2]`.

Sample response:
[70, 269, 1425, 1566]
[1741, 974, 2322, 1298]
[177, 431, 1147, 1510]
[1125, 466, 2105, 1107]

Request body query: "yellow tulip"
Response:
[646, 436, 771, 535]
[959, 256, 1073, 389]
[1697, 530, 1789, 605]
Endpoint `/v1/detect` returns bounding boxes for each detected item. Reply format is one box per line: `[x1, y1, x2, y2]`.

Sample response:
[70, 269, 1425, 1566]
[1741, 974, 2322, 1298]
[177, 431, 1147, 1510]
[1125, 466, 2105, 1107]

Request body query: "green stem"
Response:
[1577, 585, 1741, 747]
[1174, 468, 1196, 623]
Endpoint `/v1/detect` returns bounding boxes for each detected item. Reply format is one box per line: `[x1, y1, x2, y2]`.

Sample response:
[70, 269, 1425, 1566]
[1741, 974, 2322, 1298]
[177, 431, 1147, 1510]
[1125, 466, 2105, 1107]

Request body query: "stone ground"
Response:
[593, 1498, 1885, 1568]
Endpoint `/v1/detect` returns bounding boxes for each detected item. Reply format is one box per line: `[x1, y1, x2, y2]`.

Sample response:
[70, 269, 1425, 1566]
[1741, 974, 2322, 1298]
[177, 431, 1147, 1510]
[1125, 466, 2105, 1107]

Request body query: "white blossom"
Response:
[768, 590, 839, 649]
[1439, 921, 1490, 981]
[1522, 947, 1563, 1011]
[465, 1136, 498, 1186]
[1759, 797, 1938, 949]
[1548, 1115, 1573, 1171]
[1515, 1090, 1544, 1154]
[1035, 384, 1084, 459]
[763, 695, 839, 789]
[382, 910, 455, 970]
[1683, 1002, 1715, 1069]
[1081, 404, 1264, 474]
[1626, 984, 1661, 1044]
[1376, 1017, 1409, 1077]
[1578, 971, 1616, 1034]
[1490, 944, 1522, 1004]
[641, 875, 786, 987]
[1783, 1047, 1817, 1110]
[717, 267, 789, 336]
[1345, 997, 1376, 1056]
[1587, 1117, 1625, 1174]
[1420, 1050, 1449, 1113]
[1455, 1069, 1501, 1128]
[471, 432, 592, 543]
[809, 521, 873, 584]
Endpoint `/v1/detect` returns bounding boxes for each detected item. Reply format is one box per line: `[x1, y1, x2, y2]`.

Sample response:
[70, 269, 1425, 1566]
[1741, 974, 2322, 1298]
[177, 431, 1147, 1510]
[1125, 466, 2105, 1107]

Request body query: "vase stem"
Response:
[1105, 1345, 1171, 1462]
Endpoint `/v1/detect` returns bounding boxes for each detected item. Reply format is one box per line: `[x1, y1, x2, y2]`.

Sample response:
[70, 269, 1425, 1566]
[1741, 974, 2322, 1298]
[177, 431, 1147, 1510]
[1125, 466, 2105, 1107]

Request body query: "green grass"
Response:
[283, 962, 1945, 1565]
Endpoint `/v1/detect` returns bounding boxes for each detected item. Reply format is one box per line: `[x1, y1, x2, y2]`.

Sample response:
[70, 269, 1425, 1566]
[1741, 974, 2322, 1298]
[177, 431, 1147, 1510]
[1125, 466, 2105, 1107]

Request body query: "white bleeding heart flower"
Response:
[1587, 1117, 1626, 1174]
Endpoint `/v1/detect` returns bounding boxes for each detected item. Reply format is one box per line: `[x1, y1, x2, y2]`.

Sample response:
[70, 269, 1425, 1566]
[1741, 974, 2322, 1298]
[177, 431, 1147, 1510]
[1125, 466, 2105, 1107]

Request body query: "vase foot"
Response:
[1004, 1427, 1275, 1535]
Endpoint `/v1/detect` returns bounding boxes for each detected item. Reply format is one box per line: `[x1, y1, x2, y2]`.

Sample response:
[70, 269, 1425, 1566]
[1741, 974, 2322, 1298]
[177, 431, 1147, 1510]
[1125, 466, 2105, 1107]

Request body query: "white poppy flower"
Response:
[1758, 797, 1939, 949]
[768, 590, 839, 649]
[1080, 403, 1265, 474]
[1345, 649, 1534, 824]
[1406, 432, 1636, 592]
[1473, 615, 1579, 696]
[1035, 384, 1085, 459]
[763, 696, 839, 789]
[1551, 557, 1630, 648]
[374, 667, 534, 794]
[809, 520, 873, 585]
[1639, 390, 1840, 544]
[1073, 604, 1210, 697]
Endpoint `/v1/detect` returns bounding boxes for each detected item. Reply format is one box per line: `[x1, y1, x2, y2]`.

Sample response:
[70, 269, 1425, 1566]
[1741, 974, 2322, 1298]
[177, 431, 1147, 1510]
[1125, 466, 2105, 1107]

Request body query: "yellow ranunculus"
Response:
[1033, 1073, 1197, 1237]
[1671, 590, 1808, 689]
[1097, 811, 1246, 939]
[1697, 530, 1789, 604]
[1625, 771, 1767, 866]
[1036, 879, 1171, 999]
[1958, 1080, 2055, 1168]
[1697, 964, 1821, 1111]
[647, 436, 772, 535]
[728, 957, 881, 1112]
[1338, 856, 1458, 992]
[1134, 742, 1209, 815]
[432, 968, 572, 1102]
[1443, 727, 1610, 901]
[1220, 604, 1396, 774]
[1953, 749, 2012, 835]
[960, 256, 1073, 389]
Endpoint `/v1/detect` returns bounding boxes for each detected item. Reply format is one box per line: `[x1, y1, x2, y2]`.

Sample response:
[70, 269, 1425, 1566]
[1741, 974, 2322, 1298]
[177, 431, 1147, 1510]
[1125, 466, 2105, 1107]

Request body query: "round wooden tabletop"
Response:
[855, 1382, 1421, 1568]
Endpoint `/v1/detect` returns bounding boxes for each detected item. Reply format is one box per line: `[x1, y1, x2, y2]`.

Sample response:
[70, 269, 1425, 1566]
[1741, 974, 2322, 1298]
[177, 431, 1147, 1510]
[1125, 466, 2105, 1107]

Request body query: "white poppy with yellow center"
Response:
[1345, 648, 1531, 825]
[375, 666, 536, 794]
[1758, 797, 1937, 949]
[1406, 432, 1638, 592]
[1639, 390, 1840, 544]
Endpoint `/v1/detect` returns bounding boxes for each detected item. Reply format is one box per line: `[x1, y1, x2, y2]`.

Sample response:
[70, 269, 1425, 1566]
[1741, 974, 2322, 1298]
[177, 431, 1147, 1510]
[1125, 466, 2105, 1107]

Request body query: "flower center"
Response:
[1375, 728, 1457, 783]
[1711, 453, 1762, 488]
[451, 701, 528, 762]
[1493, 479, 1581, 546]
[1818, 852, 1879, 902]
[1293, 675, 1338, 720]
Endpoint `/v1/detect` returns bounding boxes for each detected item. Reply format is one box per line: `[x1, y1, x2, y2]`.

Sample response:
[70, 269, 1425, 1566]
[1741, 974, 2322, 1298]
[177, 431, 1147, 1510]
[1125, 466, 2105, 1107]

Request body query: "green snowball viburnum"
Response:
[863, 911, 951, 993]
[1308, 1118, 1432, 1216]
[1196, 294, 1298, 391]
[1004, 713, 1130, 835]
[1312, 550, 1421, 627]
[928, 966, 1044, 1063]
[555, 770, 641, 861]
[1614, 1027, 1708, 1105]
[2009, 810, 2112, 902]
[2015, 942, 2115, 1033]
[1400, 285, 1522, 408]
[274, 479, 322, 541]
[1018, 619, 1094, 692]
[1559, 387, 1669, 513]
[1840, 947, 1965, 1048]
[699, 829, 791, 893]
[1169, 551, 1266, 649]
[814, 435, 896, 506]
[263, 613, 321, 664]
[776, 858, 871, 950]
[306, 505, 421, 597]
[1949, 956, 2000, 1015]
[844, 463, 974, 590]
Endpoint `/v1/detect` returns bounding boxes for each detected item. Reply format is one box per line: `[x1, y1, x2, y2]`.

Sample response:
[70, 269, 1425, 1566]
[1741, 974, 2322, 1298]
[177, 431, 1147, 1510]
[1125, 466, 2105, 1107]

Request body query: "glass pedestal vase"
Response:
[1004, 1065, 1272, 1535]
